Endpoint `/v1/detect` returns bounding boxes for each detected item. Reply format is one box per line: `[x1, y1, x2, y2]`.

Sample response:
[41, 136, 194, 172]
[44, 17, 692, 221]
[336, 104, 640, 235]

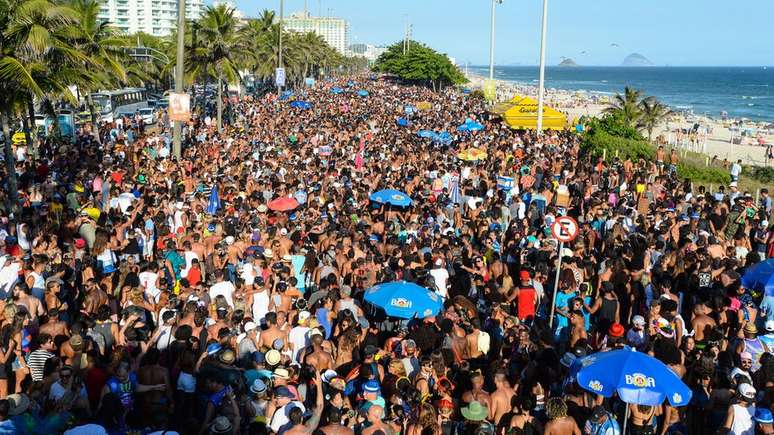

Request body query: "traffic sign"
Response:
[551, 216, 579, 243]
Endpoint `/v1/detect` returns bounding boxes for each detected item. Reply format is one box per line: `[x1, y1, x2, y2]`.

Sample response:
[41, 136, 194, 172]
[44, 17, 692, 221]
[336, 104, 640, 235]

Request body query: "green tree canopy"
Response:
[374, 40, 466, 91]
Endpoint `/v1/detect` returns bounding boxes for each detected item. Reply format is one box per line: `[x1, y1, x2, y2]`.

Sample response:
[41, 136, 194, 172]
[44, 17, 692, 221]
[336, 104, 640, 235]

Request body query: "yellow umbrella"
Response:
[416, 101, 432, 111]
[491, 96, 567, 130]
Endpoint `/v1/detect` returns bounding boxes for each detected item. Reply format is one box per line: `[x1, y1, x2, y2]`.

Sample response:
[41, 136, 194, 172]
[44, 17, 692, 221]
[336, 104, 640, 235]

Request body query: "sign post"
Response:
[548, 216, 579, 328]
[275, 67, 286, 88]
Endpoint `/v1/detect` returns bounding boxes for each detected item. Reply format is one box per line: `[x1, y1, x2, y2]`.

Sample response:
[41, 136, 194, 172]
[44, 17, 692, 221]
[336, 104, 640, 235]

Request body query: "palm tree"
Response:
[0, 0, 79, 211]
[638, 96, 672, 142]
[603, 86, 642, 128]
[190, 4, 245, 132]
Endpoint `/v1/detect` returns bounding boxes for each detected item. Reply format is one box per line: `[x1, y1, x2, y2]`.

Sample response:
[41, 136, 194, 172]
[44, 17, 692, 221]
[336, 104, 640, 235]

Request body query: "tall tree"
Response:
[638, 96, 672, 142]
[603, 86, 642, 128]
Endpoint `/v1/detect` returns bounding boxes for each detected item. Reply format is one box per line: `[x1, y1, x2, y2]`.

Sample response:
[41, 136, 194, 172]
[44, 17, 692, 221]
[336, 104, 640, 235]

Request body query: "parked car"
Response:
[138, 108, 156, 125]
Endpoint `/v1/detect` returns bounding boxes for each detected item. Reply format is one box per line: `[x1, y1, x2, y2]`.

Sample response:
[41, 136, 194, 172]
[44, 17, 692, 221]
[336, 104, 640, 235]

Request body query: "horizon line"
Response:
[465, 64, 773, 68]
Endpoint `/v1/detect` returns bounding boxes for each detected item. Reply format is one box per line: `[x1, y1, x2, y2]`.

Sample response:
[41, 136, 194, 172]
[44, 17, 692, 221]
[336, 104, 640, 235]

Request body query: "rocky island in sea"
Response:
[622, 53, 654, 66]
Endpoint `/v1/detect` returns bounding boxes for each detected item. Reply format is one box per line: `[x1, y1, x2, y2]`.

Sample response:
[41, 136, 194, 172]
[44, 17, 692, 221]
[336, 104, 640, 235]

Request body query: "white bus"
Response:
[90, 88, 149, 123]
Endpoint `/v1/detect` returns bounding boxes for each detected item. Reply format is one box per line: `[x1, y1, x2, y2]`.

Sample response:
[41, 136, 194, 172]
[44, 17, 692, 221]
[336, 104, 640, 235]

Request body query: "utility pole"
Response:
[172, 0, 185, 158]
[488, 0, 503, 82]
[536, 0, 549, 135]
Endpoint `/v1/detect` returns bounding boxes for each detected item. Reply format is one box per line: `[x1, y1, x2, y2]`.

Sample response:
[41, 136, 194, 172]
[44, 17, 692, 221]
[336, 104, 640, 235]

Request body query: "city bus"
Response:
[90, 88, 149, 123]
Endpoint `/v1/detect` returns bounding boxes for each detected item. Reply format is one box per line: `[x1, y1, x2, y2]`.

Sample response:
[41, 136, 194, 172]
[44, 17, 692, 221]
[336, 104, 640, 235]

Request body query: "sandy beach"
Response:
[466, 73, 774, 167]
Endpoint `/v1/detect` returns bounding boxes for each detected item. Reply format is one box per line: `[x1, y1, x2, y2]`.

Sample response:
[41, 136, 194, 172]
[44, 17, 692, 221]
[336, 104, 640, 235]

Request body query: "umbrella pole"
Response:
[381, 204, 388, 255]
[622, 403, 629, 435]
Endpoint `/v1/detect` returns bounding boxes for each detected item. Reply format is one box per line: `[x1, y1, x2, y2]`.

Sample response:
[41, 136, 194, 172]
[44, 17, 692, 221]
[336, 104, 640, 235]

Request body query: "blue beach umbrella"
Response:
[458, 118, 484, 132]
[417, 129, 435, 138]
[577, 347, 692, 405]
[577, 347, 692, 433]
[369, 189, 412, 207]
[206, 185, 220, 215]
[434, 131, 452, 145]
[457, 123, 470, 132]
[331, 87, 344, 94]
[397, 118, 409, 127]
[364, 281, 443, 319]
[357, 89, 369, 97]
[742, 259, 774, 296]
[279, 90, 294, 101]
[290, 101, 312, 110]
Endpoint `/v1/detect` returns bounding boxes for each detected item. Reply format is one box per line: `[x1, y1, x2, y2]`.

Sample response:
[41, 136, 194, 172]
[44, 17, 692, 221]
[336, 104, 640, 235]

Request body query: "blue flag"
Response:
[207, 185, 220, 215]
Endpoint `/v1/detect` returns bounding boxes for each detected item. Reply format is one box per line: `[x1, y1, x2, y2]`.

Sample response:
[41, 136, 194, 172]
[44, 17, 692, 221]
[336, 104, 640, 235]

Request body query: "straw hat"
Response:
[209, 416, 232, 434]
[265, 349, 281, 366]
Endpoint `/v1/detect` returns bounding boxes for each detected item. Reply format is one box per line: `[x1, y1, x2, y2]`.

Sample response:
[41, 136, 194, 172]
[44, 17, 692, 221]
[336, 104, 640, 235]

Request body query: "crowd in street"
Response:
[0, 75, 773, 435]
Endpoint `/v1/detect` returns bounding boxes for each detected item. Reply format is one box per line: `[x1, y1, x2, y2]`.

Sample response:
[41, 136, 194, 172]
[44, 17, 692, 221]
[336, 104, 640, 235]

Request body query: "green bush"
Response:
[744, 165, 774, 184]
[581, 129, 655, 161]
[585, 113, 643, 140]
[676, 164, 730, 184]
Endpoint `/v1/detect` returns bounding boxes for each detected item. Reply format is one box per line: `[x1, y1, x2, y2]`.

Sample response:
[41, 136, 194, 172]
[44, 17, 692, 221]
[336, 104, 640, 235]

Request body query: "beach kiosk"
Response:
[492, 96, 567, 130]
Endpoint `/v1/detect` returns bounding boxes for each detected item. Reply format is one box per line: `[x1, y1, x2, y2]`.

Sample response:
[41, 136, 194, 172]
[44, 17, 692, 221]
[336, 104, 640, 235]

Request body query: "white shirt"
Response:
[429, 267, 449, 298]
[269, 401, 305, 433]
[288, 326, 310, 363]
[139, 271, 160, 302]
[209, 280, 236, 308]
[0, 260, 21, 294]
[49, 381, 88, 401]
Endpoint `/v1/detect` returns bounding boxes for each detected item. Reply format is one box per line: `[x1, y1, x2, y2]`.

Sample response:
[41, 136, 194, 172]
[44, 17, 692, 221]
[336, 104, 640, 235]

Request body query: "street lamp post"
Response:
[488, 0, 502, 82]
[172, 0, 185, 158]
[535, 0, 549, 135]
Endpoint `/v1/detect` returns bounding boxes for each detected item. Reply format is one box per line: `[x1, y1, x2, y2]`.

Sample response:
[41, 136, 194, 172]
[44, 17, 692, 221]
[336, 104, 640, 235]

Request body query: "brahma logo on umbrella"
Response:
[588, 380, 604, 392]
[672, 393, 682, 404]
[390, 298, 412, 308]
[625, 373, 656, 388]
[391, 194, 405, 201]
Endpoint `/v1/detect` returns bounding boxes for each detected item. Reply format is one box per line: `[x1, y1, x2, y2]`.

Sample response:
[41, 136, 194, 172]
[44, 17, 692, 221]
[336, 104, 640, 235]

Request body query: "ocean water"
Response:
[468, 66, 774, 122]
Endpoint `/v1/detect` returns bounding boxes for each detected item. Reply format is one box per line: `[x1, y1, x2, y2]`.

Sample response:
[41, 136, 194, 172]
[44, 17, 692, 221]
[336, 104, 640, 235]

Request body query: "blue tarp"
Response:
[331, 87, 344, 94]
[357, 90, 369, 97]
[290, 101, 312, 110]
[397, 118, 409, 127]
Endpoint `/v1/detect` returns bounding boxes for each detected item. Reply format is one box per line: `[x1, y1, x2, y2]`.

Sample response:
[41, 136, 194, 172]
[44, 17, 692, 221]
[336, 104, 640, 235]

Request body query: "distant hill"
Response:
[622, 53, 653, 66]
[559, 58, 578, 67]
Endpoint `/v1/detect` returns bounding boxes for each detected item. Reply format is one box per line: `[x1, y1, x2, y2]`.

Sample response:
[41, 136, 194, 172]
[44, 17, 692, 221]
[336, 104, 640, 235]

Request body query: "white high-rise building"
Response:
[283, 11, 349, 54]
[97, 0, 205, 37]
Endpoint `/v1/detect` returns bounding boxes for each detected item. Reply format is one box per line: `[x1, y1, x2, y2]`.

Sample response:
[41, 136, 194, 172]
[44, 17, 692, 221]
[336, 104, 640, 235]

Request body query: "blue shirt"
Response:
[585, 413, 621, 435]
[555, 291, 576, 329]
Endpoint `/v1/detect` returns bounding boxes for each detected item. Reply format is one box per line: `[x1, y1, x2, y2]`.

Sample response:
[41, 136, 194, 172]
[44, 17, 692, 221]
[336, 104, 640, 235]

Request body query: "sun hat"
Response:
[206, 343, 222, 355]
[244, 321, 257, 332]
[738, 383, 756, 401]
[743, 323, 758, 335]
[754, 408, 773, 424]
[461, 401, 489, 421]
[209, 416, 232, 434]
[263, 248, 274, 259]
[257, 204, 268, 213]
[7, 393, 30, 416]
[273, 367, 290, 379]
[218, 349, 236, 365]
[608, 323, 625, 338]
[297, 310, 311, 324]
[250, 379, 267, 395]
[272, 338, 284, 350]
[265, 349, 281, 366]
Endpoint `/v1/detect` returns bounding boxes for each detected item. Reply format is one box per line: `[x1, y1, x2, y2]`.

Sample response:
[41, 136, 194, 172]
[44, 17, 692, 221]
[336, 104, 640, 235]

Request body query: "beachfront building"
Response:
[96, 0, 205, 37]
[348, 43, 387, 64]
[283, 11, 350, 55]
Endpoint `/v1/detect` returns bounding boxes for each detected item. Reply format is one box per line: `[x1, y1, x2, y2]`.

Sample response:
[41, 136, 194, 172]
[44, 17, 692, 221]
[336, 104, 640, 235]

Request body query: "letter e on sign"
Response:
[551, 216, 579, 243]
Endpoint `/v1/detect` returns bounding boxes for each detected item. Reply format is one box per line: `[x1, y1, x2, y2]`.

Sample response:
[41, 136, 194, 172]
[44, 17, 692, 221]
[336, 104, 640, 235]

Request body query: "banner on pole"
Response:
[275, 67, 286, 87]
[169, 93, 190, 122]
[483, 79, 496, 102]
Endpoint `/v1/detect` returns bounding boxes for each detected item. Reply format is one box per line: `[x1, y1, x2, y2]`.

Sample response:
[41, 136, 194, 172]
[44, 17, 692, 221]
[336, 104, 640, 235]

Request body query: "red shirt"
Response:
[517, 286, 537, 321]
[186, 267, 202, 287]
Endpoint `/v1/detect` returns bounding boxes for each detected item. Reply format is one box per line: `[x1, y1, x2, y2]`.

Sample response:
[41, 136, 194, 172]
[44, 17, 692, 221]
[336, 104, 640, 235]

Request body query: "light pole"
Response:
[277, 0, 284, 97]
[488, 0, 502, 82]
[172, 0, 185, 158]
[535, 0, 549, 135]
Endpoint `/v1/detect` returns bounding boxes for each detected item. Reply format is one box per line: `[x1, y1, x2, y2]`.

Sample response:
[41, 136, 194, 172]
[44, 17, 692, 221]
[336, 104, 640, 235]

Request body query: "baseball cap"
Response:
[274, 386, 295, 398]
[738, 383, 756, 401]
[321, 369, 339, 384]
[519, 270, 530, 281]
[297, 311, 311, 324]
[766, 319, 774, 333]
[308, 328, 323, 339]
[244, 321, 257, 332]
[632, 315, 646, 327]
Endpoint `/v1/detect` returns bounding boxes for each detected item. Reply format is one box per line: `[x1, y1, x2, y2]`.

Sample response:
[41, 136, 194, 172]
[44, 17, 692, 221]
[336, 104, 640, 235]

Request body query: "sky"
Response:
[226, 0, 774, 67]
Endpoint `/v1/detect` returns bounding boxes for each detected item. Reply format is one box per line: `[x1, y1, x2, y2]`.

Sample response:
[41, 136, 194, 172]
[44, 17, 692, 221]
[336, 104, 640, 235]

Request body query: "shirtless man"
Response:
[83, 279, 108, 316]
[137, 347, 173, 417]
[465, 319, 486, 360]
[259, 312, 288, 350]
[361, 405, 393, 435]
[462, 370, 491, 409]
[544, 397, 581, 435]
[283, 370, 323, 435]
[319, 407, 355, 435]
[304, 329, 334, 372]
[207, 306, 230, 340]
[489, 371, 516, 424]
[690, 301, 716, 346]
[13, 283, 44, 324]
[38, 309, 69, 339]
[178, 301, 206, 342]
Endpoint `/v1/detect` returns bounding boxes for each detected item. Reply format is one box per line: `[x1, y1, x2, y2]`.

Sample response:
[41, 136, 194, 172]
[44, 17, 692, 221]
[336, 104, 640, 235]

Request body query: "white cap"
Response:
[762, 220, 769, 228]
[297, 310, 311, 323]
[280, 228, 288, 236]
[632, 315, 646, 327]
[224, 236, 235, 245]
[308, 328, 323, 339]
[738, 382, 756, 400]
[766, 319, 774, 333]
[244, 321, 257, 332]
[729, 181, 738, 188]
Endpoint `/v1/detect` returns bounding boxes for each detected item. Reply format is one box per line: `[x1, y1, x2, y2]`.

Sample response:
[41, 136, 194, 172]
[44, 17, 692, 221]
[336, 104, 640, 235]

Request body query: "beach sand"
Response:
[466, 74, 773, 167]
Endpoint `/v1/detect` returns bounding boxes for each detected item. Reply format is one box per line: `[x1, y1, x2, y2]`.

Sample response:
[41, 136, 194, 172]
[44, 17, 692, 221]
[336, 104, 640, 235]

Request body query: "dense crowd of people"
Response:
[0, 75, 772, 435]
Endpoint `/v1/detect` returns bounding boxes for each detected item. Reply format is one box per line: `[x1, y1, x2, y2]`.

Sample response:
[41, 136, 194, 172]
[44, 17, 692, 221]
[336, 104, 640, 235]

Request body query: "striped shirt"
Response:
[27, 349, 55, 381]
